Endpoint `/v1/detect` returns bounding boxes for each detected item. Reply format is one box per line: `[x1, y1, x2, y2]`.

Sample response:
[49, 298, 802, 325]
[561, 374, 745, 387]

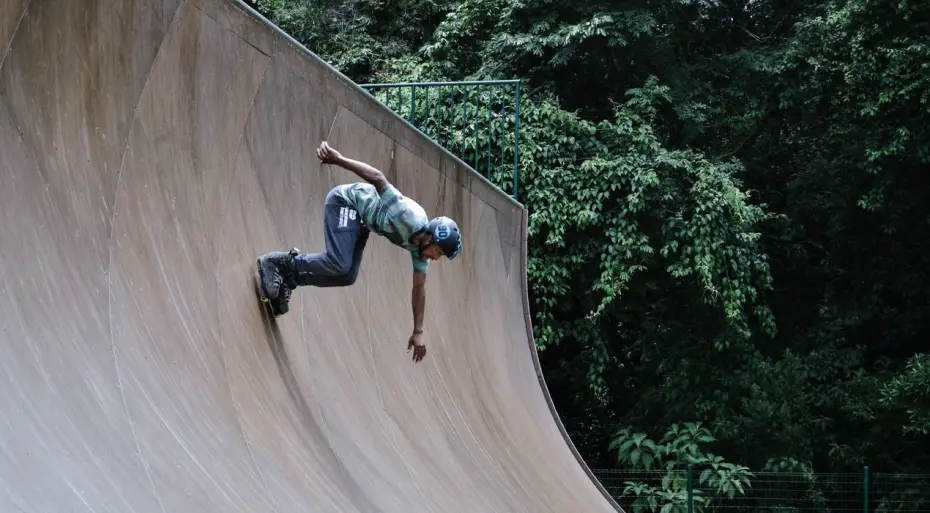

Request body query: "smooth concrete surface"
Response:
[0, 0, 624, 511]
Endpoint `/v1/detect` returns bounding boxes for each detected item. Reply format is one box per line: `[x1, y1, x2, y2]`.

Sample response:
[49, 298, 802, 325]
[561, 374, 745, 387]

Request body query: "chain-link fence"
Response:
[593, 467, 930, 513]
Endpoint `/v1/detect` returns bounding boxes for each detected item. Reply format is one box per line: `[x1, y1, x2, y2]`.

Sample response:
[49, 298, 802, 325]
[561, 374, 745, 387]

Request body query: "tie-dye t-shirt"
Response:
[334, 182, 431, 273]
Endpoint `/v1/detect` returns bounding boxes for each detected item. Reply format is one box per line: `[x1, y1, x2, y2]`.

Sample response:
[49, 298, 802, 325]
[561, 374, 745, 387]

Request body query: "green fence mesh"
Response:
[592, 468, 930, 513]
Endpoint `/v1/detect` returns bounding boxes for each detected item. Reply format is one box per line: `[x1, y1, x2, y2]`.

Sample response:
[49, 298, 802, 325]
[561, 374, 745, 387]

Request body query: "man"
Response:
[256, 141, 462, 363]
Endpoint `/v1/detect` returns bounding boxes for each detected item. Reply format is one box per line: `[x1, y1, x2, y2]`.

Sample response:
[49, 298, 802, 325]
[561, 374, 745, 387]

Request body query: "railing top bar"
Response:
[361, 80, 520, 88]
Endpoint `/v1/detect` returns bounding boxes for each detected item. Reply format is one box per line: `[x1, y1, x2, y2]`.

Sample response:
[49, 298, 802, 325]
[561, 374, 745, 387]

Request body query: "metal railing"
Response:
[593, 466, 930, 513]
[360, 80, 522, 201]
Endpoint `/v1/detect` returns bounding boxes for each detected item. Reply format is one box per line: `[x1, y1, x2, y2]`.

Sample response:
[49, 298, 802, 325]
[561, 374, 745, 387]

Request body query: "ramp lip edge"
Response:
[518, 209, 626, 512]
[227, 0, 523, 212]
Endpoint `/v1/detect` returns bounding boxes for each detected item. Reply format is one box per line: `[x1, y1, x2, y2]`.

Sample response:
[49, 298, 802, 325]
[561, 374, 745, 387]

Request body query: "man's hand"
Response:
[317, 141, 344, 166]
[409, 271, 427, 363]
[316, 140, 390, 192]
[407, 331, 426, 363]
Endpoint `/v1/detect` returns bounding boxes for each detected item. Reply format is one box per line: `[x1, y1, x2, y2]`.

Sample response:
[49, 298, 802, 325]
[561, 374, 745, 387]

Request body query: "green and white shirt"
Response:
[334, 182, 431, 273]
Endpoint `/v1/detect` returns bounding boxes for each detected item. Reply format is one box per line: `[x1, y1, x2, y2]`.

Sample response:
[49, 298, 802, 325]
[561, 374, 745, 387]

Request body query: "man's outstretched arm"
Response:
[317, 141, 390, 192]
[407, 270, 427, 362]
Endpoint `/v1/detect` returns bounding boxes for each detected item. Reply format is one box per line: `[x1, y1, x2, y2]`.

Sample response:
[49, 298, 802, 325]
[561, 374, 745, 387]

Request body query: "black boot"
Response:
[268, 287, 292, 316]
[256, 248, 300, 301]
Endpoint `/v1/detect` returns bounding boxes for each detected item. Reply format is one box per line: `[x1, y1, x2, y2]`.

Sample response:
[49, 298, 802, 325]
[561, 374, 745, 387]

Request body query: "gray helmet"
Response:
[425, 216, 461, 259]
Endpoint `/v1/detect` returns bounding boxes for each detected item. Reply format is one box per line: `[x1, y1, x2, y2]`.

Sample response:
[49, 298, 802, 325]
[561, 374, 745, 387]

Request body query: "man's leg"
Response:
[257, 189, 368, 305]
[296, 226, 370, 287]
[292, 196, 367, 287]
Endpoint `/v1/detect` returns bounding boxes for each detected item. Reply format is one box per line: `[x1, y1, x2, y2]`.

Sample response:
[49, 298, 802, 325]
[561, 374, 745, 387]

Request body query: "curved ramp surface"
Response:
[0, 0, 623, 511]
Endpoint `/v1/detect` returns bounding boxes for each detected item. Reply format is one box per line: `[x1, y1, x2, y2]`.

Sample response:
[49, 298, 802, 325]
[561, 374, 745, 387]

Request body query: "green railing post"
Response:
[863, 465, 870, 513]
[513, 80, 521, 201]
[688, 463, 694, 513]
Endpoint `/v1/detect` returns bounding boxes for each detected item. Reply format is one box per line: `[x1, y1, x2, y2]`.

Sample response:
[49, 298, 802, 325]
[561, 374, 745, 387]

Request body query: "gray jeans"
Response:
[294, 188, 370, 287]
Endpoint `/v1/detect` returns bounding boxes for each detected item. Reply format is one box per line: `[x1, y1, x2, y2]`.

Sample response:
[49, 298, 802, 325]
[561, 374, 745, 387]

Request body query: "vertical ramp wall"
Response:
[0, 0, 624, 511]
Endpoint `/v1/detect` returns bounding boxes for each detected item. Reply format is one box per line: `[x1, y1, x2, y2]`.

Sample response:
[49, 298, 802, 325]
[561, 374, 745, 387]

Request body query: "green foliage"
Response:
[702, 0, 930, 472]
[611, 423, 753, 513]
[879, 354, 930, 436]
[245, 0, 456, 79]
[518, 77, 774, 396]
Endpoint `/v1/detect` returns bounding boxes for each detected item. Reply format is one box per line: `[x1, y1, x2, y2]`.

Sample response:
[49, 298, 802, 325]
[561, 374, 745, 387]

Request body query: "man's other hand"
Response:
[407, 331, 426, 363]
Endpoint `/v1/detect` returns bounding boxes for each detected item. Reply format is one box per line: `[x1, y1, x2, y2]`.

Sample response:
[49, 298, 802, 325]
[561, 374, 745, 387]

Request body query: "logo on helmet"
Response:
[436, 224, 450, 239]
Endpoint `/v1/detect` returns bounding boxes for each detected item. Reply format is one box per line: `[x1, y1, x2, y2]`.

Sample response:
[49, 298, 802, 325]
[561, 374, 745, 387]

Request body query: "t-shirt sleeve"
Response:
[411, 253, 430, 274]
[378, 183, 402, 207]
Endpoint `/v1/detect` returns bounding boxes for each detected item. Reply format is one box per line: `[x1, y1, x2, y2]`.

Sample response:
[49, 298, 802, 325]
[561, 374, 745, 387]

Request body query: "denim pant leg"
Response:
[294, 194, 369, 287]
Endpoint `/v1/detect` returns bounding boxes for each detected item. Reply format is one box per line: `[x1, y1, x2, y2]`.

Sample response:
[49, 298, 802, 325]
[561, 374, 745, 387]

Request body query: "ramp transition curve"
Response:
[0, 0, 624, 511]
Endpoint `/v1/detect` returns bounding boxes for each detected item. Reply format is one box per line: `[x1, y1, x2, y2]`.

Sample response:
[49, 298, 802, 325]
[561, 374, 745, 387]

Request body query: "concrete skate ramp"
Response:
[0, 1, 623, 511]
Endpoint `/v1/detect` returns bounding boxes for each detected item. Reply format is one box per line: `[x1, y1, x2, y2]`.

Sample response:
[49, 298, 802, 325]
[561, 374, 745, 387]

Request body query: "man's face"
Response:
[421, 243, 445, 261]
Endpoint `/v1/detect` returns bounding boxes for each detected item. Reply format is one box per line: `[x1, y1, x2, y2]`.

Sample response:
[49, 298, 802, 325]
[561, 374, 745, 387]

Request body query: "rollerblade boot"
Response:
[257, 248, 300, 301]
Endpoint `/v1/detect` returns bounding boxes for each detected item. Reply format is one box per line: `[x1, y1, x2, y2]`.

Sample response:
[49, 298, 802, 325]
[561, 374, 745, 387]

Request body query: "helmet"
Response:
[425, 216, 462, 259]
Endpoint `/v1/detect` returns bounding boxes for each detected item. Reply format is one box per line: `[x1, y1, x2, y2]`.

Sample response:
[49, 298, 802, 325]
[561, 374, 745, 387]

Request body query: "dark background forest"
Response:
[244, 0, 928, 505]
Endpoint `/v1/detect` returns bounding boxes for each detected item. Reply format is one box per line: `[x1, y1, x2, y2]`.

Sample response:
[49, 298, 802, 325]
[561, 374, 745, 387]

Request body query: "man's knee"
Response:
[337, 272, 358, 287]
[327, 255, 353, 276]
[341, 258, 363, 284]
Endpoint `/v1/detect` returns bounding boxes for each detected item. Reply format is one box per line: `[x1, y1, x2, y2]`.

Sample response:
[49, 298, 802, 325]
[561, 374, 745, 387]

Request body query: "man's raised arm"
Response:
[316, 141, 389, 193]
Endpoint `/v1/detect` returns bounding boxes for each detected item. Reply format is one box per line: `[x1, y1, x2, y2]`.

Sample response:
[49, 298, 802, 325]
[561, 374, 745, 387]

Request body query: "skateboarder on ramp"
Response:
[257, 141, 463, 363]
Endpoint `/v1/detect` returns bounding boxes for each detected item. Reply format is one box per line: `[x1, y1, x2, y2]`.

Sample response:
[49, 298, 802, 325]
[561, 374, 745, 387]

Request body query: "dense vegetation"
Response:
[246, 0, 929, 487]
